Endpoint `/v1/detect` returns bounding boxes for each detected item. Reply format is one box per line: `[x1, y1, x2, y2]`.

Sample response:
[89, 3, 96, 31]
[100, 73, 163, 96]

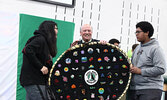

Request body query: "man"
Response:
[108, 38, 120, 47]
[71, 24, 106, 47]
[129, 21, 166, 100]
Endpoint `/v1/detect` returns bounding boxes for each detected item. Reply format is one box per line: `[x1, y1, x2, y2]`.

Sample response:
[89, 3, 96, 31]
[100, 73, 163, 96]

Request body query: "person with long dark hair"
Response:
[20, 21, 58, 100]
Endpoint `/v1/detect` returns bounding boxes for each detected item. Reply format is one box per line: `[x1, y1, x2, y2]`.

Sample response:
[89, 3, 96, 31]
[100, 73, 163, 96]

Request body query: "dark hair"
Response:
[132, 44, 139, 51]
[109, 38, 120, 44]
[136, 21, 154, 38]
[38, 20, 57, 57]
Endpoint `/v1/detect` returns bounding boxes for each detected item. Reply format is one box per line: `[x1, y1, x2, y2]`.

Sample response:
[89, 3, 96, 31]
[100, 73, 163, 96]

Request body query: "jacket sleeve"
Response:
[141, 47, 167, 77]
[22, 36, 44, 70]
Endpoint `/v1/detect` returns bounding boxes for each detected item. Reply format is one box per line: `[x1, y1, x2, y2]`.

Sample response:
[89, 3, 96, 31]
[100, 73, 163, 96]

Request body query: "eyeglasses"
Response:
[135, 31, 143, 34]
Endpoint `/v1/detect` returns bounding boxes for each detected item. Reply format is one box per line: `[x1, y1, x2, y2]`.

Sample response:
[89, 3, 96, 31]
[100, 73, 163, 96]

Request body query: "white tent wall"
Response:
[0, 0, 167, 56]
[0, 0, 167, 100]
[0, 11, 19, 100]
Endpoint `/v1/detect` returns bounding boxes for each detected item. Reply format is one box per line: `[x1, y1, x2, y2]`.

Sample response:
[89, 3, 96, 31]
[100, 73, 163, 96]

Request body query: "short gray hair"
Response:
[80, 24, 93, 32]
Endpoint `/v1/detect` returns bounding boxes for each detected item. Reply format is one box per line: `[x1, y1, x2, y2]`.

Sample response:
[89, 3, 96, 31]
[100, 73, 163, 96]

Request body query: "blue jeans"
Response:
[24, 85, 47, 100]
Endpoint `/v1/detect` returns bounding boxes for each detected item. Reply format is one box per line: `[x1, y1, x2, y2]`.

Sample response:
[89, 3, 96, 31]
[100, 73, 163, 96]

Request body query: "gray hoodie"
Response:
[130, 38, 167, 90]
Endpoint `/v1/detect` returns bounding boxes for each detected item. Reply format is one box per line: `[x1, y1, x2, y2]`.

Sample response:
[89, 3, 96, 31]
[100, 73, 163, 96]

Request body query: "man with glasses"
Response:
[129, 21, 167, 100]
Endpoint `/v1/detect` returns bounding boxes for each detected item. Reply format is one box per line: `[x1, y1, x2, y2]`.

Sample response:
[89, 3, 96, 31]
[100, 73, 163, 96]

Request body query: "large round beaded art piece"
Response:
[48, 42, 131, 100]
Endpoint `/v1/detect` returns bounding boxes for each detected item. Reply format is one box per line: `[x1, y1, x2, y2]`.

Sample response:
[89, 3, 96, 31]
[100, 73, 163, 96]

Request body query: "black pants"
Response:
[128, 89, 162, 100]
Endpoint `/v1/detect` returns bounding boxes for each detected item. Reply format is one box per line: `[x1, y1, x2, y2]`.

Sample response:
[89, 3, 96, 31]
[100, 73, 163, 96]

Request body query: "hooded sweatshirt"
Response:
[20, 31, 53, 86]
[130, 38, 167, 90]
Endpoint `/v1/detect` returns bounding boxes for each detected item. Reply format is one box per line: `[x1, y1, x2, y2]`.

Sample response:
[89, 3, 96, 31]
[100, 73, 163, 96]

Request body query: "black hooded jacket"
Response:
[20, 31, 53, 86]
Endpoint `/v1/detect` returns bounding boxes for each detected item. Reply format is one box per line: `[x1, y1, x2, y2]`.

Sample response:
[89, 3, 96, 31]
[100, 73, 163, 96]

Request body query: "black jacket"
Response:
[20, 32, 52, 86]
[78, 39, 99, 44]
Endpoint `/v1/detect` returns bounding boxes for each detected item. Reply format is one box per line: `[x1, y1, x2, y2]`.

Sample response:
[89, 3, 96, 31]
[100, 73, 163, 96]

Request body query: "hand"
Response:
[130, 64, 133, 68]
[130, 65, 141, 74]
[41, 66, 48, 75]
[100, 40, 107, 45]
[71, 40, 79, 47]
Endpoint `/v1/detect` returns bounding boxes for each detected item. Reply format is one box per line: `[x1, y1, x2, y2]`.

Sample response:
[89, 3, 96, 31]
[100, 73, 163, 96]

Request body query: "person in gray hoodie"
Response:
[129, 21, 167, 100]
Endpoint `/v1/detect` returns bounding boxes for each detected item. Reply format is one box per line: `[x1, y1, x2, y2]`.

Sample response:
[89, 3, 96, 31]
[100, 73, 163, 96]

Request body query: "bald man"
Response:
[71, 24, 106, 47]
